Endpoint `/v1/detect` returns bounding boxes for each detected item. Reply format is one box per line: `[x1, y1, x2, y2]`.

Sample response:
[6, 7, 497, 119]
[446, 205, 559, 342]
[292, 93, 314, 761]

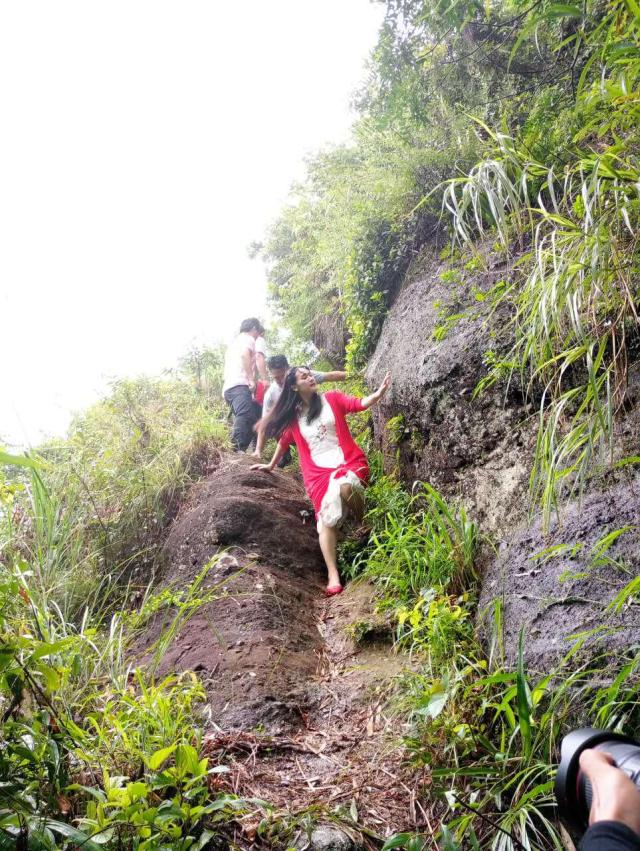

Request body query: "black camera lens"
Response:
[555, 727, 640, 833]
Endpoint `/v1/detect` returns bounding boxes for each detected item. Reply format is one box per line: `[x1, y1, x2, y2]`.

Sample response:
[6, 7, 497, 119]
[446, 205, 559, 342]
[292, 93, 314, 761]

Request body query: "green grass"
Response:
[4, 376, 228, 619]
[348, 474, 477, 601]
[0, 369, 248, 849]
[403, 639, 640, 850]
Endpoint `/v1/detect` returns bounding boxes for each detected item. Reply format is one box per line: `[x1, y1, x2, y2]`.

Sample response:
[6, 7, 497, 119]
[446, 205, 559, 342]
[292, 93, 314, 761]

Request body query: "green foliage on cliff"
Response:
[447, 0, 640, 520]
[260, 0, 640, 517]
[258, 0, 595, 368]
[260, 131, 464, 367]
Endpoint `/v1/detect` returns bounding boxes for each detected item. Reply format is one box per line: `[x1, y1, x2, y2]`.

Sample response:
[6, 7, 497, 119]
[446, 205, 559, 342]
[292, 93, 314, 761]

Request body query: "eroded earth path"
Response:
[136, 456, 431, 846]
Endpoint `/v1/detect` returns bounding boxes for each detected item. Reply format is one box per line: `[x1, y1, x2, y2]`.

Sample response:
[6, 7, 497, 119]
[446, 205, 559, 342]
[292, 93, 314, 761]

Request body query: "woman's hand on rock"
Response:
[377, 372, 391, 398]
[251, 463, 273, 472]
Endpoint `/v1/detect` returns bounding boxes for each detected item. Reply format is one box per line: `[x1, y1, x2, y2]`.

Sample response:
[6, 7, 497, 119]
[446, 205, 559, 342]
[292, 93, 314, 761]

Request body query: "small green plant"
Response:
[439, 268, 461, 286]
[409, 429, 424, 454]
[76, 740, 246, 850]
[352, 478, 476, 601]
[385, 414, 406, 446]
[396, 588, 473, 666]
[433, 310, 469, 342]
[463, 254, 484, 273]
[439, 245, 461, 263]
[345, 618, 381, 643]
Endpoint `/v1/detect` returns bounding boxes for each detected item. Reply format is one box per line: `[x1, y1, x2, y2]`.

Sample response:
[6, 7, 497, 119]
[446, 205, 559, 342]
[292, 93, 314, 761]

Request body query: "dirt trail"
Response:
[135, 455, 430, 842]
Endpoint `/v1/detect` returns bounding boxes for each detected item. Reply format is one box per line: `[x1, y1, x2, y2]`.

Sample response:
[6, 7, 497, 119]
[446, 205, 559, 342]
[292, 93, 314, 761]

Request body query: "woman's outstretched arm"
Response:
[251, 440, 286, 472]
[360, 372, 391, 409]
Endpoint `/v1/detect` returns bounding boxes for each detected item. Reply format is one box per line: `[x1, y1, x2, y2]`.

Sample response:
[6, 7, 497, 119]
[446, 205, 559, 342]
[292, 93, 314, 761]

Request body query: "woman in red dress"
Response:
[251, 367, 390, 595]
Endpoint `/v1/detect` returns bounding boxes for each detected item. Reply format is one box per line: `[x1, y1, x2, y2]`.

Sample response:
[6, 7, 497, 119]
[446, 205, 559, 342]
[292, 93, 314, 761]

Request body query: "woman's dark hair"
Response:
[265, 367, 322, 439]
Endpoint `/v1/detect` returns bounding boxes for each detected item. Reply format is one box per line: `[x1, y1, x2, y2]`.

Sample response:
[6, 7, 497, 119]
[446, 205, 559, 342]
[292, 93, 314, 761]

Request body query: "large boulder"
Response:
[479, 475, 640, 674]
[367, 243, 536, 536]
[134, 456, 325, 731]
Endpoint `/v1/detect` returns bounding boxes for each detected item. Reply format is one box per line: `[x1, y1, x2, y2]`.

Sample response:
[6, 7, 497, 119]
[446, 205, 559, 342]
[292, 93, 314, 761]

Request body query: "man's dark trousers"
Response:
[224, 385, 259, 451]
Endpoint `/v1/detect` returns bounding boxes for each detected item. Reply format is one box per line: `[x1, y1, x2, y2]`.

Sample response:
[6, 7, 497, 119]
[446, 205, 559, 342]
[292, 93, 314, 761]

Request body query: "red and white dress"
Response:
[278, 391, 368, 529]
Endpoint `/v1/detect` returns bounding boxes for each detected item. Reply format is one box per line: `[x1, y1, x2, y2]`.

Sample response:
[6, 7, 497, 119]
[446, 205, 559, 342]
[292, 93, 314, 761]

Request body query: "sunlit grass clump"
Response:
[3, 376, 228, 619]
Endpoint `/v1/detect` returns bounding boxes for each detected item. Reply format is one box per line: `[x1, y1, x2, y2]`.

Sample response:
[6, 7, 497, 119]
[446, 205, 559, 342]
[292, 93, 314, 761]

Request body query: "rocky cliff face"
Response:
[477, 475, 640, 675]
[367, 243, 640, 669]
[367, 243, 535, 536]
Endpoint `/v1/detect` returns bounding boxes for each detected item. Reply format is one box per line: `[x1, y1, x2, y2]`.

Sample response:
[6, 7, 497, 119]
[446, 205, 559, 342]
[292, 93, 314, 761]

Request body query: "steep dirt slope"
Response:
[135, 456, 429, 841]
[136, 457, 324, 731]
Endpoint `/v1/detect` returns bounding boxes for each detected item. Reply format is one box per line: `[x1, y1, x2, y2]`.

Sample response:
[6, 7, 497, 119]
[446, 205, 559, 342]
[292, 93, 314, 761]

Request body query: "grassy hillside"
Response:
[0, 370, 247, 850]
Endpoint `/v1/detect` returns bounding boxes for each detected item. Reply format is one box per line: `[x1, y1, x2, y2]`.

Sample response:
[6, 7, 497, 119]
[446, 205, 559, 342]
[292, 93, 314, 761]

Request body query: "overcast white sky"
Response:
[0, 1, 384, 448]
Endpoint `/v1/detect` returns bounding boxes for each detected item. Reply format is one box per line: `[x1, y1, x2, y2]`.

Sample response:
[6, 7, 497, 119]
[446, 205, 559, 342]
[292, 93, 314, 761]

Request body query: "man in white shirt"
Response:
[222, 318, 268, 451]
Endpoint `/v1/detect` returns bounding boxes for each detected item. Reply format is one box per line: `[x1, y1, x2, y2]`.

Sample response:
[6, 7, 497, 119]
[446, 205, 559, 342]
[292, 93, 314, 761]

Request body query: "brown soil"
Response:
[134, 455, 433, 843]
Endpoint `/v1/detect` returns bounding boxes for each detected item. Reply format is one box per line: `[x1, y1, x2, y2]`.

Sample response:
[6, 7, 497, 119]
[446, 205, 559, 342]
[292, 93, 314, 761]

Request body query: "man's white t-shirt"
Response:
[222, 334, 267, 395]
[255, 335, 267, 362]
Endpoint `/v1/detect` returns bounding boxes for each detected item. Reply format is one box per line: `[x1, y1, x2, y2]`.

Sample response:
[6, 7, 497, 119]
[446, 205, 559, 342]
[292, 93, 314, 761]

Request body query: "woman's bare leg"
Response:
[318, 523, 341, 588]
[317, 485, 365, 590]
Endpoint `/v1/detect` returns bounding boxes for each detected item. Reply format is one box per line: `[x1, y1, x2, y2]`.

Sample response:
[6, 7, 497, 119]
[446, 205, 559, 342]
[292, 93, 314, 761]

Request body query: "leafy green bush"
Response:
[0, 550, 249, 851]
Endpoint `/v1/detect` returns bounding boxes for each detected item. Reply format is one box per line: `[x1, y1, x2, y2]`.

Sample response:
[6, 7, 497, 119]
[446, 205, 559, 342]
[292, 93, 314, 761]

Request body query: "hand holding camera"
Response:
[556, 728, 640, 850]
[579, 749, 640, 836]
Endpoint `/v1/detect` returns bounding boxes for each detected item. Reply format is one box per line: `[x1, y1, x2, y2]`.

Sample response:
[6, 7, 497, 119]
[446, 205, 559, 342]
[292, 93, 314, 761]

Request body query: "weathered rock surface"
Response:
[367, 242, 640, 670]
[295, 825, 356, 851]
[367, 244, 536, 536]
[479, 474, 640, 674]
[135, 456, 325, 731]
[314, 313, 348, 367]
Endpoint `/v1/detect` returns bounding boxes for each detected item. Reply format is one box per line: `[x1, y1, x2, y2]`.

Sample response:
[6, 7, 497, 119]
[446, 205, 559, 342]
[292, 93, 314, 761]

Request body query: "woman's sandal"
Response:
[325, 584, 343, 597]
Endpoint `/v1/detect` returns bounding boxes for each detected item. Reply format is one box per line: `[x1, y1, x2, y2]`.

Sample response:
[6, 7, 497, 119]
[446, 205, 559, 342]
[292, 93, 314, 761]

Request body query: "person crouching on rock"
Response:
[251, 367, 390, 596]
